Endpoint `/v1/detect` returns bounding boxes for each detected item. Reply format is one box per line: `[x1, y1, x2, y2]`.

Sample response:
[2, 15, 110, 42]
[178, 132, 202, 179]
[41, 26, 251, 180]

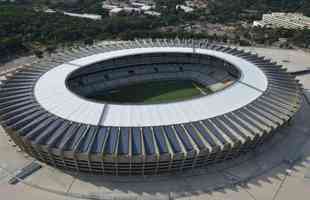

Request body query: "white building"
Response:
[109, 7, 123, 16]
[176, 5, 194, 13]
[102, 4, 119, 10]
[63, 12, 102, 20]
[253, 13, 310, 30]
[103, 0, 158, 16]
[44, 9, 56, 13]
[144, 10, 161, 16]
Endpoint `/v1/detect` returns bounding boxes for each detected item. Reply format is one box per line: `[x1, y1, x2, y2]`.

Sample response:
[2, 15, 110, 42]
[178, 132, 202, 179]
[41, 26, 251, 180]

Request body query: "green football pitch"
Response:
[93, 80, 209, 104]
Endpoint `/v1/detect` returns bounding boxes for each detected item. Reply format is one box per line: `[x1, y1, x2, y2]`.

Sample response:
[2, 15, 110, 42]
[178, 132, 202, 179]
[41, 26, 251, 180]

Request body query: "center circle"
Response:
[66, 52, 241, 105]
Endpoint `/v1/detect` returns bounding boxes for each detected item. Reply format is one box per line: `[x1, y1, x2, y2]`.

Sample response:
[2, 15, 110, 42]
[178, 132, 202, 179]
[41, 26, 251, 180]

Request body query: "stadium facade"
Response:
[0, 39, 302, 175]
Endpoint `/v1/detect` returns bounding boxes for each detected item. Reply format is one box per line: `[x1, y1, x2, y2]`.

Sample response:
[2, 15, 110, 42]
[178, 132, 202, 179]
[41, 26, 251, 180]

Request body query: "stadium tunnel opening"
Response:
[66, 52, 241, 104]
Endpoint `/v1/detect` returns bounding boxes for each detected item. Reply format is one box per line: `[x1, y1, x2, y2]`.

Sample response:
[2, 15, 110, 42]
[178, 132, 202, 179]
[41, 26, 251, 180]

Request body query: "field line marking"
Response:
[192, 82, 207, 95]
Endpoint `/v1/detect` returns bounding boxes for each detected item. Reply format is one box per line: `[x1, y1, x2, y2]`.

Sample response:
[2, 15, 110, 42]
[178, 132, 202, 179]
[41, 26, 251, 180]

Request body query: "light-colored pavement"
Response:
[240, 47, 310, 89]
[0, 46, 310, 200]
[240, 47, 310, 72]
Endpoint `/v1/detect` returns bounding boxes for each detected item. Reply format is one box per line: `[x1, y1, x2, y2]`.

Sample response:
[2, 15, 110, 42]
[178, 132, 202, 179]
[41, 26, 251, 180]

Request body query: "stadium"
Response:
[0, 39, 302, 175]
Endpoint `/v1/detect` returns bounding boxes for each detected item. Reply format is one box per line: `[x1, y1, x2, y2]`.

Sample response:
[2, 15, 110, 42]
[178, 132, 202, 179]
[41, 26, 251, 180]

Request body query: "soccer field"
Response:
[94, 80, 208, 104]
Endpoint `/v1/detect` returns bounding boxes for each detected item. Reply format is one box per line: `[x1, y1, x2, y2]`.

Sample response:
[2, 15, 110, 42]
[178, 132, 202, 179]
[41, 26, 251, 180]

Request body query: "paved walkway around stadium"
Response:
[240, 46, 310, 89]
[0, 46, 310, 200]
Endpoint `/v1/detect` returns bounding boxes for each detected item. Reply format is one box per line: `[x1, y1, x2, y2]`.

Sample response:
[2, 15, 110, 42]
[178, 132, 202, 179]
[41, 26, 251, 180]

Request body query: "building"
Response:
[63, 12, 102, 20]
[42, 9, 102, 20]
[102, 0, 158, 17]
[0, 39, 302, 175]
[109, 7, 123, 16]
[144, 10, 161, 16]
[176, 5, 194, 13]
[253, 12, 310, 30]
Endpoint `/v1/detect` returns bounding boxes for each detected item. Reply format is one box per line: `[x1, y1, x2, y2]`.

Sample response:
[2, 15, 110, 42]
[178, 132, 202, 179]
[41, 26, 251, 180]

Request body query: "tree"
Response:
[46, 44, 57, 54]
[34, 49, 44, 58]
[84, 38, 94, 45]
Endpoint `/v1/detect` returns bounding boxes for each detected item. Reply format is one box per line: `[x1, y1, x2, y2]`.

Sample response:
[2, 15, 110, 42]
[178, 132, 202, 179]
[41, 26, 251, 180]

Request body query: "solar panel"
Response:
[153, 127, 168, 154]
[192, 122, 218, 148]
[76, 126, 98, 153]
[118, 127, 129, 155]
[34, 119, 64, 145]
[163, 126, 182, 153]
[174, 125, 194, 151]
[131, 127, 142, 155]
[104, 127, 119, 154]
[142, 127, 155, 155]
[90, 127, 109, 154]
[183, 123, 205, 150]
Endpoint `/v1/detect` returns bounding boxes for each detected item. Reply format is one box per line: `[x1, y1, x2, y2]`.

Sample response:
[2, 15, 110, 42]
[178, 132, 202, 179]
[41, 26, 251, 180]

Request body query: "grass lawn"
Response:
[93, 80, 207, 104]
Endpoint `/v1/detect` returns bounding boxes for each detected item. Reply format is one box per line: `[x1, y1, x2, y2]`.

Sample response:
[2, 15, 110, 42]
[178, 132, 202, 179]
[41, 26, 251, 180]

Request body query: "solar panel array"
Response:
[0, 39, 302, 175]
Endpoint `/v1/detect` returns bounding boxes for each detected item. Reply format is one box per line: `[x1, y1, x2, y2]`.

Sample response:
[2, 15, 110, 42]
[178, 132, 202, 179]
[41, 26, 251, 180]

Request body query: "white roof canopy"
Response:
[34, 47, 268, 127]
